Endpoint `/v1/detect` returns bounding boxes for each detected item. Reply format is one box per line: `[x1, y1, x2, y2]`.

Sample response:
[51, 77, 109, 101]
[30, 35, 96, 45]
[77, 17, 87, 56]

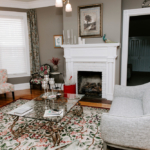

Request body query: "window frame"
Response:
[0, 11, 30, 78]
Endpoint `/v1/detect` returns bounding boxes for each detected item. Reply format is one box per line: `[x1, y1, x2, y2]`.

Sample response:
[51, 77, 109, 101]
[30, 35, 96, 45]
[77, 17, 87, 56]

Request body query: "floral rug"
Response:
[0, 100, 109, 150]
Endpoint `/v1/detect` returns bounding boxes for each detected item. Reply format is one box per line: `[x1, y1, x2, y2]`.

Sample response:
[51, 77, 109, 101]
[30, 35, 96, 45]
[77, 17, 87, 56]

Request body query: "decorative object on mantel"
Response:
[63, 29, 77, 45]
[78, 37, 85, 44]
[55, 0, 72, 12]
[50, 57, 60, 71]
[67, 30, 70, 44]
[78, 4, 103, 38]
[71, 29, 73, 44]
[142, 0, 150, 7]
[103, 34, 114, 43]
[54, 35, 63, 48]
[63, 30, 65, 44]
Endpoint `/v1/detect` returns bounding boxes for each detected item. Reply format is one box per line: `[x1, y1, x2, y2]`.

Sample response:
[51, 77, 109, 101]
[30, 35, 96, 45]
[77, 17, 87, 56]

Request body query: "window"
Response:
[0, 11, 30, 78]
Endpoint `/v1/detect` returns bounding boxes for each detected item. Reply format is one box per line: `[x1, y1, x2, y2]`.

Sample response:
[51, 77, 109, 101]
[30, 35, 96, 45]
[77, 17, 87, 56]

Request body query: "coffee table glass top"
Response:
[8, 93, 84, 122]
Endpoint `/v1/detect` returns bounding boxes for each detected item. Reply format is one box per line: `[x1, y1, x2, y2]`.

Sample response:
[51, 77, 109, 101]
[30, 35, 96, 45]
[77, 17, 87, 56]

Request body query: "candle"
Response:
[67, 30, 70, 39]
[82, 39, 85, 44]
[78, 37, 81, 44]
[49, 78, 54, 81]
[49, 81, 55, 85]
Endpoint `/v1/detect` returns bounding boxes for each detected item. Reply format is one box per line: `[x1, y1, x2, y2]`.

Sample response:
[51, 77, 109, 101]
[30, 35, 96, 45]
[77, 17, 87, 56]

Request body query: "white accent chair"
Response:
[0, 69, 15, 100]
[101, 82, 150, 150]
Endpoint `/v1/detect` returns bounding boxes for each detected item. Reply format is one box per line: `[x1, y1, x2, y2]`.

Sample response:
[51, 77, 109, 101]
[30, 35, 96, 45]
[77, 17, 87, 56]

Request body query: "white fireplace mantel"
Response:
[62, 43, 120, 100]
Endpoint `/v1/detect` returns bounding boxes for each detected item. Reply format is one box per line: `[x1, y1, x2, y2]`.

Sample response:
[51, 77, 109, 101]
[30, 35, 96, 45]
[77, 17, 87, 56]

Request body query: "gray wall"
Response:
[0, 7, 31, 84]
[1, 0, 146, 85]
[36, 6, 64, 75]
[122, 0, 144, 10]
[63, 0, 122, 84]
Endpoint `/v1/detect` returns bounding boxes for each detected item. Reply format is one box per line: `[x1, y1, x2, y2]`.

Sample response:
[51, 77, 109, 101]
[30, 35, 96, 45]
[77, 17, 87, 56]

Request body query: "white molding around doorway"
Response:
[121, 8, 150, 86]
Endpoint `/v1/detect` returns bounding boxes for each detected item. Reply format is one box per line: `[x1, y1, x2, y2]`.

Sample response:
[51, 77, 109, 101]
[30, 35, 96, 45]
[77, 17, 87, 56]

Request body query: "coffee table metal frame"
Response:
[9, 96, 83, 146]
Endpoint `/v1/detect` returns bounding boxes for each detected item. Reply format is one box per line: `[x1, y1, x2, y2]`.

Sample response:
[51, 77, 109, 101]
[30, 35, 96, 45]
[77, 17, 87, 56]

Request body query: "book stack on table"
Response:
[44, 109, 63, 117]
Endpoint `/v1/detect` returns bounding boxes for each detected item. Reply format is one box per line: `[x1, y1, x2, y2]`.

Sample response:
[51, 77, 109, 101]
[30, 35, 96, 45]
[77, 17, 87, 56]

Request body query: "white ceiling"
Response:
[12, 0, 37, 2]
[0, 0, 55, 9]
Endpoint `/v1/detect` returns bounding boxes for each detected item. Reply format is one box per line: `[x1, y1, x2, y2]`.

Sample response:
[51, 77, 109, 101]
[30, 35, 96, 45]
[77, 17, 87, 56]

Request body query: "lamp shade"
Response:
[55, 0, 63, 7]
[65, 2, 72, 12]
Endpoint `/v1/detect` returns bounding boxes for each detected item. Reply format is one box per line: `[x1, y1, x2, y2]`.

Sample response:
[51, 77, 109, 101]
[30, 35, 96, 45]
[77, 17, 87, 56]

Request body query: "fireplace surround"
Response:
[62, 43, 120, 100]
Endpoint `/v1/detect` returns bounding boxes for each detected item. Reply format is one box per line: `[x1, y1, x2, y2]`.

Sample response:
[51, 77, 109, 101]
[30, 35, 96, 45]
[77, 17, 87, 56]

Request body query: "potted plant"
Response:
[50, 57, 60, 71]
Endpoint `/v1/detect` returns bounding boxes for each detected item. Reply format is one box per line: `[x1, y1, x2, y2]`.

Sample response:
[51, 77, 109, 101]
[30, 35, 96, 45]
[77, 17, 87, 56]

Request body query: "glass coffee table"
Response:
[7, 93, 84, 146]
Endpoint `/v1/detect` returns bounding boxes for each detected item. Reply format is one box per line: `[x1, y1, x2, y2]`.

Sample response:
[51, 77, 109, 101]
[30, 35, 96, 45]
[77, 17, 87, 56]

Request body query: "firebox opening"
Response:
[78, 71, 102, 98]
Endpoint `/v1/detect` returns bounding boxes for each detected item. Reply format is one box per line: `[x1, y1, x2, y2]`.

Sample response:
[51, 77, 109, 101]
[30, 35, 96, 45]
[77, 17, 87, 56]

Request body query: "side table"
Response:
[50, 72, 64, 94]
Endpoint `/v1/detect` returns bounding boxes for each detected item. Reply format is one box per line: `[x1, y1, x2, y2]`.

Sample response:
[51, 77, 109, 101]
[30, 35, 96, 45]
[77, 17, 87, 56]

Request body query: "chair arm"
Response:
[101, 113, 150, 149]
[114, 84, 150, 100]
[30, 73, 42, 83]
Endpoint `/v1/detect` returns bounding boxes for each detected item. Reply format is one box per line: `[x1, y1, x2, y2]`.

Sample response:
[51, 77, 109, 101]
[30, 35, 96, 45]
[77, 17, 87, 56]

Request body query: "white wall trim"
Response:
[121, 8, 150, 86]
[14, 83, 30, 91]
[0, 0, 55, 9]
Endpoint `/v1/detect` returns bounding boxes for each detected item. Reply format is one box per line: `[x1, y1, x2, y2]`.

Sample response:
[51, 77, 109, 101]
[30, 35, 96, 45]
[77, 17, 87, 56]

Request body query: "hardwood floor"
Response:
[0, 89, 111, 109]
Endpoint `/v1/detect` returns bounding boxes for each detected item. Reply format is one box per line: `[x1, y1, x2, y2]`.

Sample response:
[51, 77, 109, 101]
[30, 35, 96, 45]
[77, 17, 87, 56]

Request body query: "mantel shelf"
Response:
[61, 43, 120, 48]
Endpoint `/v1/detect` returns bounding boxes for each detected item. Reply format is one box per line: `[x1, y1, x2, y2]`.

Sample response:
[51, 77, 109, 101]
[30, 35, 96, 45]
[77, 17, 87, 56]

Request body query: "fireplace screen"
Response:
[78, 71, 102, 98]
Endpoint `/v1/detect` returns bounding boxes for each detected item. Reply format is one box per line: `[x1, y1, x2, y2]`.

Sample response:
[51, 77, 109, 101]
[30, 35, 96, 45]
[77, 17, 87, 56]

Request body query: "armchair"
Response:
[30, 64, 51, 93]
[101, 82, 150, 150]
[0, 69, 15, 100]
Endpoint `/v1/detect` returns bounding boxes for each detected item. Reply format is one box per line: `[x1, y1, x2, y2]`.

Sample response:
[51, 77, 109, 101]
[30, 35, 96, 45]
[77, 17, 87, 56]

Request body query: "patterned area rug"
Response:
[0, 100, 109, 150]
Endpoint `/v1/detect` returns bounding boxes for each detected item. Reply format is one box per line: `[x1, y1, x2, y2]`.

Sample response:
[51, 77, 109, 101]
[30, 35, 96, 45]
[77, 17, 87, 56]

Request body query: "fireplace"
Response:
[62, 43, 120, 100]
[78, 71, 102, 98]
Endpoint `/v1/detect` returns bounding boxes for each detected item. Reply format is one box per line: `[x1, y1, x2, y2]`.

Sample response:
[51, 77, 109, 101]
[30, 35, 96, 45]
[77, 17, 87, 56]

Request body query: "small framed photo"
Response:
[78, 4, 103, 38]
[54, 35, 63, 48]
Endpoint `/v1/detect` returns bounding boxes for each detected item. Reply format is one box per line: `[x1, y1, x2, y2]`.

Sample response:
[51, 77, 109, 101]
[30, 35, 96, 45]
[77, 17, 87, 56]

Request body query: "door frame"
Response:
[121, 8, 150, 86]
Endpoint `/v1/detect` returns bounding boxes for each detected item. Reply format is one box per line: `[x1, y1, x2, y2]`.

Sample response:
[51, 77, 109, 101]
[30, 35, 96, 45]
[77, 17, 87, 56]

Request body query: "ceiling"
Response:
[14, 0, 37, 1]
[0, 0, 55, 9]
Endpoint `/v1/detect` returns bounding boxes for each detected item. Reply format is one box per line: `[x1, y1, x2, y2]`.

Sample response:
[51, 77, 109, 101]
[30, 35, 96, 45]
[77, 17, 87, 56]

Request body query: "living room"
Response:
[0, 0, 150, 149]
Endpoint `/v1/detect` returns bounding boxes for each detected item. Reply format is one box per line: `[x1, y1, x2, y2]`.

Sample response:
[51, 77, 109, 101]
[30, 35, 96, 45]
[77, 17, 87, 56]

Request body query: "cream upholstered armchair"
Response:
[101, 82, 150, 150]
[0, 69, 15, 100]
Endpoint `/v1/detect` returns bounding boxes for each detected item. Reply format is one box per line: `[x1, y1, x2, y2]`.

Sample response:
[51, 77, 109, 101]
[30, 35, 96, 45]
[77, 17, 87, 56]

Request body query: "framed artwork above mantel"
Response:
[78, 4, 103, 38]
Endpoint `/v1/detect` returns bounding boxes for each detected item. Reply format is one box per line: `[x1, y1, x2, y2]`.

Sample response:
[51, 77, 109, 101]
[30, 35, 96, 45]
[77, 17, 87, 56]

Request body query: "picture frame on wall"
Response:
[54, 35, 63, 48]
[78, 4, 103, 38]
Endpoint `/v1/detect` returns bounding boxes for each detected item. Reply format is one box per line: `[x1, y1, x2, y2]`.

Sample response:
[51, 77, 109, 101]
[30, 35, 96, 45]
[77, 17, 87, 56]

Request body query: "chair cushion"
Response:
[143, 89, 150, 115]
[39, 65, 50, 77]
[0, 83, 14, 94]
[31, 78, 44, 84]
[109, 97, 143, 117]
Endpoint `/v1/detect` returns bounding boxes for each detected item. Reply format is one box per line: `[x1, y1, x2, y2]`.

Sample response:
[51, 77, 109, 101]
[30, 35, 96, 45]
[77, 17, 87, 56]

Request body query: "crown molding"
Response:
[0, 0, 55, 9]
[28, 0, 55, 9]
[0, 0, 29, 9]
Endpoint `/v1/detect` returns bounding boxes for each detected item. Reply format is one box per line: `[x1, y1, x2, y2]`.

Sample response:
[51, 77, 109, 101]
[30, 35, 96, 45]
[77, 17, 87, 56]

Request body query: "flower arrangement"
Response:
[50, 57, 60, 66]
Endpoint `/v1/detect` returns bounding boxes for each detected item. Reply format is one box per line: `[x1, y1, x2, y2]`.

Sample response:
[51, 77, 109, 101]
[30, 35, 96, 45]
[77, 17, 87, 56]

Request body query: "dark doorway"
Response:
[127, 15, 150, 86]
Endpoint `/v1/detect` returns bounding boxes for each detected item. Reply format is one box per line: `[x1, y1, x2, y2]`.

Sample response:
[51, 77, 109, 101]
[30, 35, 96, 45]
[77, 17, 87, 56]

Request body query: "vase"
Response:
[53, 65, 58, 71]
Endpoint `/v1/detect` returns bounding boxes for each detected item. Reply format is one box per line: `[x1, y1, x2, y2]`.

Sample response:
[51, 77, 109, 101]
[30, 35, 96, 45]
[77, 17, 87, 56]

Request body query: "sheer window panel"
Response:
[0, 11, 30, 78]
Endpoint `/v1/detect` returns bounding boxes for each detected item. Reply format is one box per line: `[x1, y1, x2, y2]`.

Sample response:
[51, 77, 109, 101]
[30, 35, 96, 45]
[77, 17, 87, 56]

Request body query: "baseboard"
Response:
[14, 83, 30, 91]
